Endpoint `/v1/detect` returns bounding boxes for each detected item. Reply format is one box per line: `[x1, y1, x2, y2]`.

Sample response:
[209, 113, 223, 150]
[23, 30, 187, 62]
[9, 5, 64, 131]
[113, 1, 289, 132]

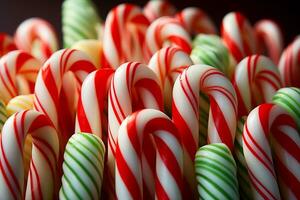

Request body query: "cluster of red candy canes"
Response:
[0, 0, 300, 199]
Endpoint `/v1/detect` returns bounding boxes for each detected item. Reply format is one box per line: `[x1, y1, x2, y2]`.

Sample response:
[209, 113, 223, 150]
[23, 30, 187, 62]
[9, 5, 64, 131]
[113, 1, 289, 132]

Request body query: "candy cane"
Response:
[176, 7, 217, 35]
[115, 109, 183, 199]
[273, 87, 300, 129]
[34, 49, 96, 148]
[233, 55, 282, 117]
[0, 50, 41, 103]
[72, 39, 102, 68]
[195, 143, 239, 199]
[0, 99, 7, 132]
[191, 34, 231, 77]
[172, 64, 237, 198]
[6, 94, 34, 116]
[59, 132, 105, 200]
[143, 0, 176, 22]
[278, 36, 300, 87]
[108, 62, 163, 198]
[221, 12, 256, 63]
[76, 68, 114, 139]
[62, 0, 101, 48]
[102, 4, 150, 68]
[14, 18, 58, 63]
[0, 33, 17, 57]
[0, 110, 59, 199]
[144, 16, 192, 61]
[242, 103, 300, 199]
[254, 20, 284, 64]
[148, 46, 193, 112]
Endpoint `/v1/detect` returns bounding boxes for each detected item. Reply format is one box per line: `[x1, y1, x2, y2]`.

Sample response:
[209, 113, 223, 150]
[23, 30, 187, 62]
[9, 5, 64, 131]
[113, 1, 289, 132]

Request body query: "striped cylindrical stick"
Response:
[144, 16, 192, 61]
[143, 0, 176, 22]
[102, 4, 150, 68]
[254, 19, 284, 64]
[0, 110, 59, 199]
[0, 99, 7, 132]
[195, 143, 239, 199]
[115, 109, 183, 199]
[148, 46, 193, 112]
[6, 94, 34, 116]
[59, 132, 105, 200]
[172, 64, 238, 198]
[242, 103, 300, 199]
[108, 62, 163, 199]
[0, 33, 17, 57]
[62, 0, 102, 48]
[176, 7, 217, 35]
[0, 50, 41, 103]
[233, 55, 282, 117]
[14, 18, 58, 62]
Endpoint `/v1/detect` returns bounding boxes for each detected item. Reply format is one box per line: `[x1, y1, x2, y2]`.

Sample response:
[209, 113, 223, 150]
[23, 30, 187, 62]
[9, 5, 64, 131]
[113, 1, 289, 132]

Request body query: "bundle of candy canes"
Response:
[0, 0, 300, 199]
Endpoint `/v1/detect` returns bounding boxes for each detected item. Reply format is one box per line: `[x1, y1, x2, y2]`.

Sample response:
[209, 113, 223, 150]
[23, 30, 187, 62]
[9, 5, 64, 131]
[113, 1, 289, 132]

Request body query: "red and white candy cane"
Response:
[221, 12, 256, 63]
[76, 68, 114, 139]
[233, 55, 282, 117]
[0, 110, 59, 199]
[144, 16, 192, 61]
[14, 18, 58, 63]
[143, 0, 176, 22]
[278, 36, 300, 87]
[242, 103, 300, 199]
[108, 62, 163, 198]
[254, 19, 284, 64]
[176, 7, 217, 35]
[148, 46, 193, 111]
[172, 64, 237, 198]
[34, 49, 96, 148]
[0, 33, 17, 57]
[115, 109, 183, 200]
[102, 4, 150, 68]
[0, 50, 41, 103]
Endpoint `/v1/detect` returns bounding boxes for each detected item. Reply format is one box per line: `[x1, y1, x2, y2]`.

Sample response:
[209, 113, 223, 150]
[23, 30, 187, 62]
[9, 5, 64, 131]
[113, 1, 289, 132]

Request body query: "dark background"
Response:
[1, 0, 299, 47]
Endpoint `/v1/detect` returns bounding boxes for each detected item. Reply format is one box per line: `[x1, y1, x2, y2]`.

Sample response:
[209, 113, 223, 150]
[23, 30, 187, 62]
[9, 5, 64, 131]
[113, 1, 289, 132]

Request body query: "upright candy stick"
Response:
[72, 39, 102, 68]
[34, 49, 96, 148]
[0, 50, 41, 103]
[272, 87, 300, 129]
[195, 143, 239, 199]
[221, 12, 256, 63]
[59, 132, 105, 200]
[115, 109, 183, 200]
[108, 62, 163, 198]
[14, 18, 58, 62]
[172, 64, 238, 198]
[0, 110, 59, 199]
[0, 33, 17, 57]
[6, 94, 34, 116]
[102, 4, 150, 68]
[242, 103, 300, 199]
[0, 99, 7, 132]
[176, 7, 217, 35]
[254, 20, 284, 64]
[76, 68, 114, 139]
[62, 0, 102, 48]
[233, 55, 282, 117]
[144, 16, 192, 61]
[143, 0, 176, 22]
[278, 36, 300, 87]
[148, 46, 193, 112]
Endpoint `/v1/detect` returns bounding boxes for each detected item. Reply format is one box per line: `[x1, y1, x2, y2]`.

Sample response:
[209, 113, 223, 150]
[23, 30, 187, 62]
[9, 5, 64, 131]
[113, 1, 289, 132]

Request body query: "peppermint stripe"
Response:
[195, 143, 239, 200]
[234, 117, 253, 200]
[62, 0, 101, 48]
[60, 132, 105, 200]
[272, 87, 300, 129]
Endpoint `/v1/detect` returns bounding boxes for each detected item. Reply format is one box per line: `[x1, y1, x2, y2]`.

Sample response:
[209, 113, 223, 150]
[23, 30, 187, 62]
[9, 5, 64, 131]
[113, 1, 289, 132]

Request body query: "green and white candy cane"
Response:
[0, 99, 7, 132]
[62, 0, 102, 48]
[59, 132, 105, 200]
[191, 34, 230, 77]
[194, 143, 239, 200]
[272, 87, 300, 129]
[234, 117, 253, 200]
